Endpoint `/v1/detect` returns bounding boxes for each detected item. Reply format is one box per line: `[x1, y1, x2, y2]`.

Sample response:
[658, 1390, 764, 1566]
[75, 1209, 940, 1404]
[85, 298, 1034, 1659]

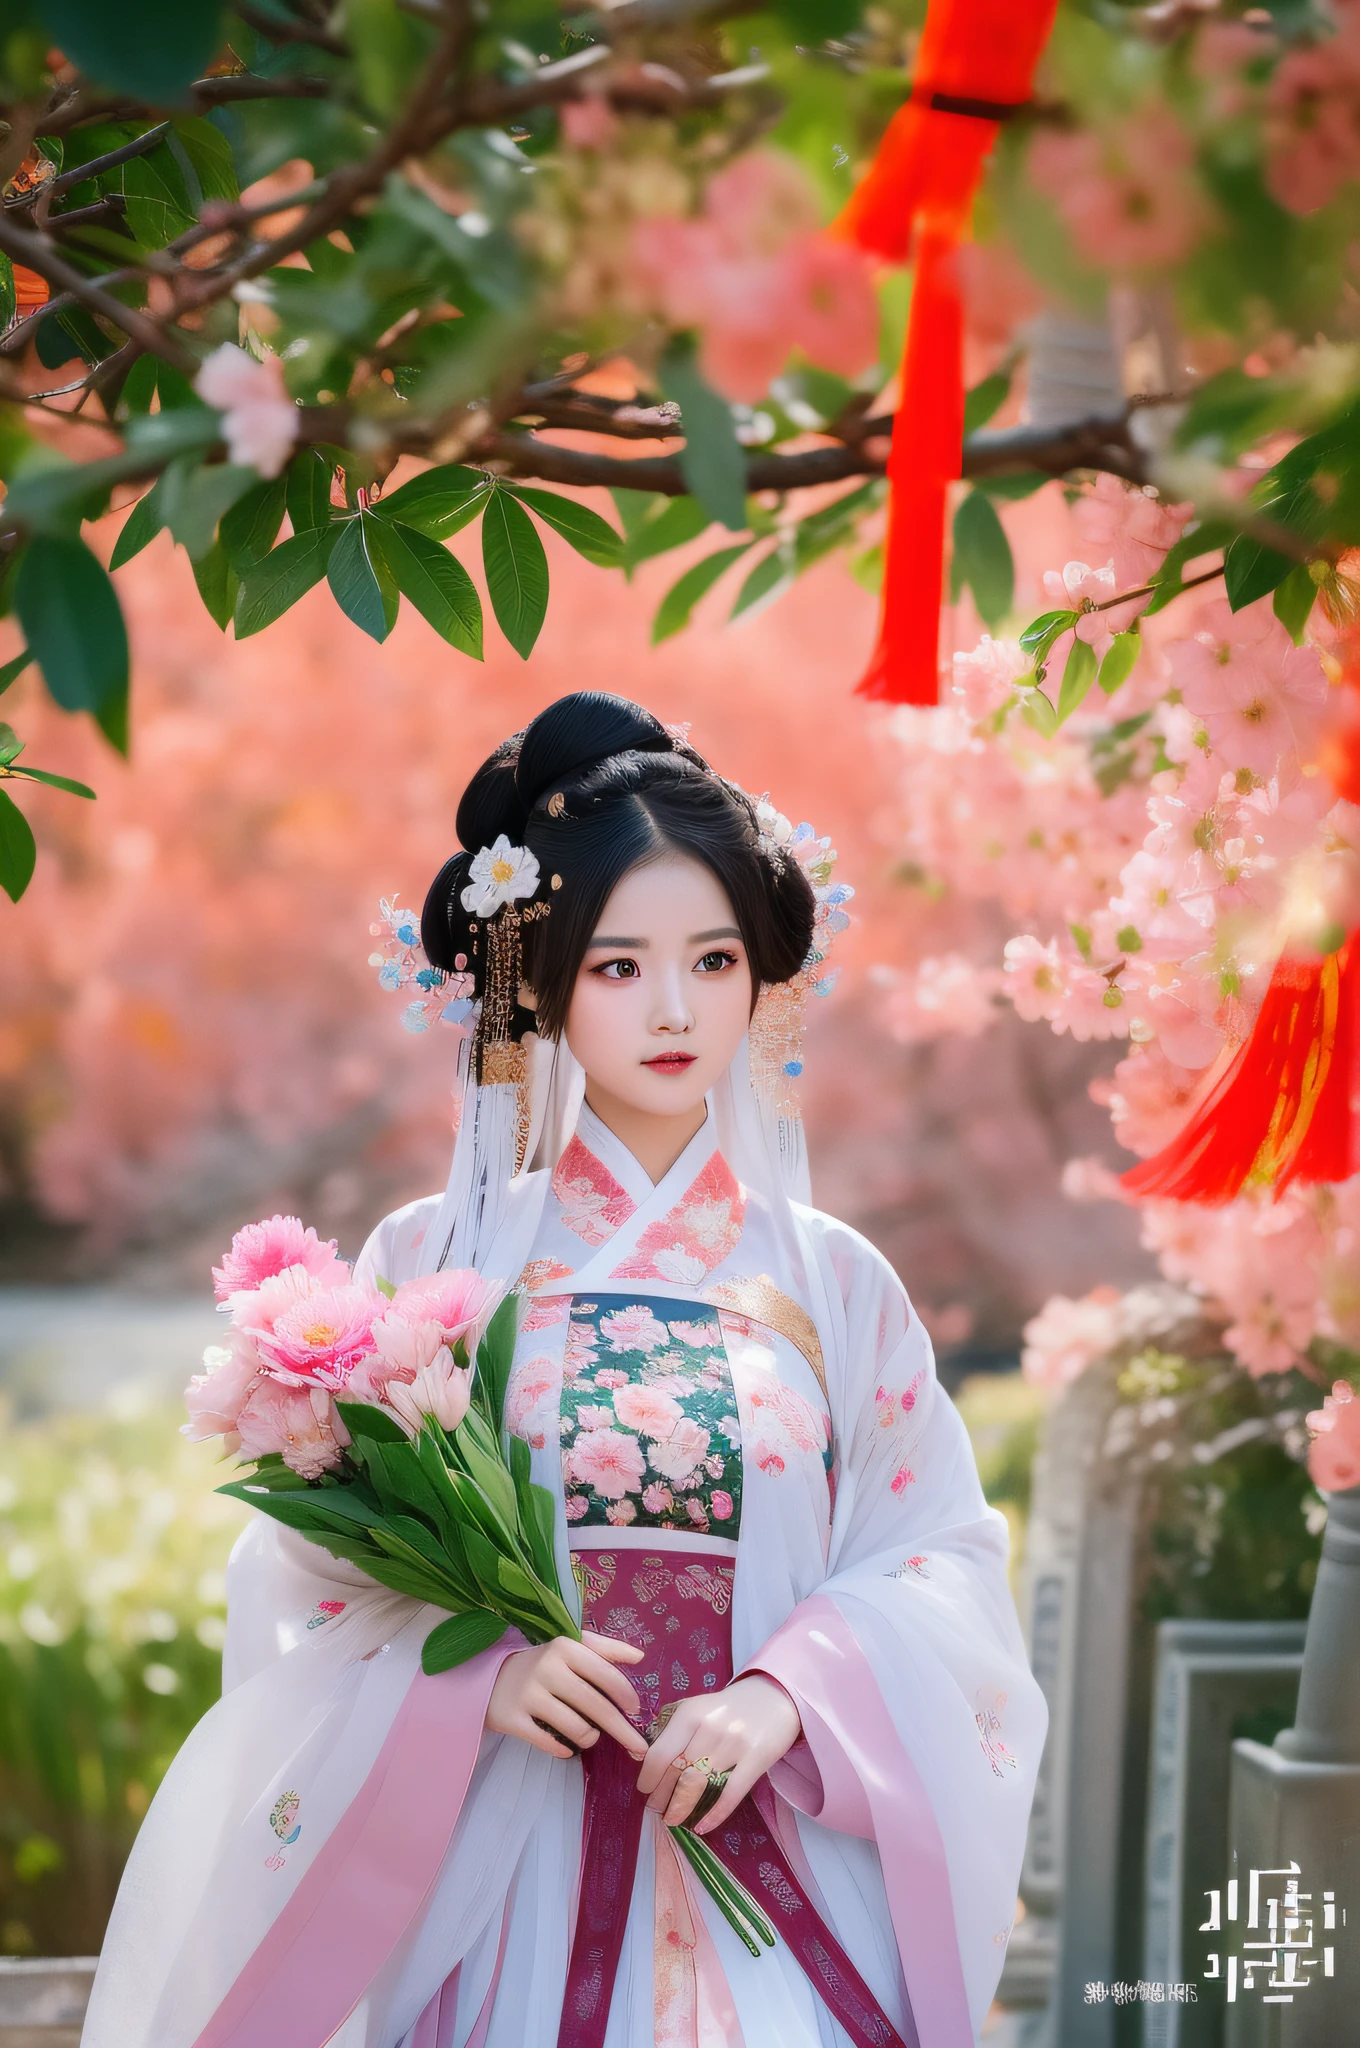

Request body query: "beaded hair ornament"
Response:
[370, 796, 853, 1133]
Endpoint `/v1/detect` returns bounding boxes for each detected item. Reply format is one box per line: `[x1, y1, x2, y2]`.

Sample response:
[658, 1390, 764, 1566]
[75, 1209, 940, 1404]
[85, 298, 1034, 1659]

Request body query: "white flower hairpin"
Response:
[460, 837, 541, 918]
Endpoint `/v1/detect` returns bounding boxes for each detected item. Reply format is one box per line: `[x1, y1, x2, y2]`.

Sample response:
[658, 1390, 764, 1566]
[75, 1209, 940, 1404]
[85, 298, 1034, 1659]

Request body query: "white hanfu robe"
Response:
[82, 1104, 1045, 2048]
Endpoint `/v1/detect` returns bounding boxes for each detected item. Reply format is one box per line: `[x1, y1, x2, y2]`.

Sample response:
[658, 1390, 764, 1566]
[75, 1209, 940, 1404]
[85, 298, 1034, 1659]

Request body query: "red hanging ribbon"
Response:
[836, 0, 1060, 704]
[1120, 935, 1360, 1206]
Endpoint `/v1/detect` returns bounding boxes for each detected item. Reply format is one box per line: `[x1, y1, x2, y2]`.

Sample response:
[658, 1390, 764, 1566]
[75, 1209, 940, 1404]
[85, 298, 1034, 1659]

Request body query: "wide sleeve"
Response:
[741, 1217, 1047, 2048]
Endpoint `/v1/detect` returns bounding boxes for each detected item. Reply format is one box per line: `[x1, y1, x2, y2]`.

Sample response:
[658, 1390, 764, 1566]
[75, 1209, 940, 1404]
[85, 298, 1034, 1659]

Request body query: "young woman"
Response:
[84, 694, 1046, 2048]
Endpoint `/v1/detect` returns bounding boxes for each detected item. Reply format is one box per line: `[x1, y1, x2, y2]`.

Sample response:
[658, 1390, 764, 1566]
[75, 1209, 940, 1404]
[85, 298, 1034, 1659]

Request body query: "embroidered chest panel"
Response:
[560, 1295, 743, 1537]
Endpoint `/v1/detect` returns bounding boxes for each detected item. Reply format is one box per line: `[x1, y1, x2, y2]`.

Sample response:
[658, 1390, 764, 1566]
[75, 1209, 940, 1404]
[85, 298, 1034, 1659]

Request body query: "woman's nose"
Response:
[650, 965, 694, 1033]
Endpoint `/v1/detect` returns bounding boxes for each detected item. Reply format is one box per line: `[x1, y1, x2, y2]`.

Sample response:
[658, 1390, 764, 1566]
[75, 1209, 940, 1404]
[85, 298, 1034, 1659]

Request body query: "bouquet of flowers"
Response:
[184, 1214, 775, 1954]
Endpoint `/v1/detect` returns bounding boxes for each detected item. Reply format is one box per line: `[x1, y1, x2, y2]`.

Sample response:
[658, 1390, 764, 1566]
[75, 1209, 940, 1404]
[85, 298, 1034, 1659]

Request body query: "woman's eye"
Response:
[696, 950, 739, 973]
[596, 958, 641, 980]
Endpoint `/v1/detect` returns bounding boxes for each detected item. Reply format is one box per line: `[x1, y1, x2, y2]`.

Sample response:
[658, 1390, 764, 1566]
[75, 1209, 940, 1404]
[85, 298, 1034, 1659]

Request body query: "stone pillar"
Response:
[1224, 1486, 1360, 2047]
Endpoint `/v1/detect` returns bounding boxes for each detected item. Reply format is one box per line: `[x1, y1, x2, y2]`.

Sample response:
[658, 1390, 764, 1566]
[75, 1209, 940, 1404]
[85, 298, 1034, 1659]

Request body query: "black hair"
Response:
[421, 692, 816, 1040]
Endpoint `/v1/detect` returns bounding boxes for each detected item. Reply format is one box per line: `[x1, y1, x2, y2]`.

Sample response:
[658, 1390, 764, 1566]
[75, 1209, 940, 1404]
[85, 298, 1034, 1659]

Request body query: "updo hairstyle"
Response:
[421, 693, 816, 1041]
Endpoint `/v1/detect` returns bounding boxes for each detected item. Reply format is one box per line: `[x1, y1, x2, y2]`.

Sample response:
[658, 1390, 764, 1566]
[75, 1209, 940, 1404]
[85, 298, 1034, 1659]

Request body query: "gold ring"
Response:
[688, 1755, 711, 1776]
[671, 1754, 690, 1773]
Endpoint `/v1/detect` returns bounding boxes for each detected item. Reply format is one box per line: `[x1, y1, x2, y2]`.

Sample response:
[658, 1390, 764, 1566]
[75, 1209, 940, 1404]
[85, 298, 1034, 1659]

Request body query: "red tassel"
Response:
[836, 0, 1060, 703]
[1120, 935, 1360, 1206]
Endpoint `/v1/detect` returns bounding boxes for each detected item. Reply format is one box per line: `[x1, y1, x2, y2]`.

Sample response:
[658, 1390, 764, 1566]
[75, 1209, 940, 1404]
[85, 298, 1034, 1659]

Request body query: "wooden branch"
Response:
[0, 214, 196, 371]
[191, 72, 333, 107]
[43, 123, 170, 200]
[234, 2, 348, 55]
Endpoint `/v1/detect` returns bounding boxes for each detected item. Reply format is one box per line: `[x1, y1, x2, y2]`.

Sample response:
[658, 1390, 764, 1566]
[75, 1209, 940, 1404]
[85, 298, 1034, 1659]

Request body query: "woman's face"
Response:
[560, 855, 754, 1127]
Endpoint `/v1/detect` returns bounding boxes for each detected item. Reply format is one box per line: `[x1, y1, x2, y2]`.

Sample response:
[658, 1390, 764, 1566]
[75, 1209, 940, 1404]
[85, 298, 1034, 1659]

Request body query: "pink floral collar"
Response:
[549, 1111, 746, 1285]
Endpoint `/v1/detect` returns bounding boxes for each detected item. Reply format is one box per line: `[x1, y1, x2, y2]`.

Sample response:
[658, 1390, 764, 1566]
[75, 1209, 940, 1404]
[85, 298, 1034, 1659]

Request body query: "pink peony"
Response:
[566, 1427, 647, 1498]
[642, 1481, 674, 1513]
[254, 1283, 383, 1389]
[612, 1383, 684, 1437]
[506, 1359, 560, 1448]
[195, 344, 299, 478]
[387, 1268, 498, 1351]
[711, 1489, 733, 1521]
[646, 1416, 711, 1483]
[213, 1213, 348, 1301]
[576, 1404, 617, 1432]
[1308, 1382, 1360, 1493]
[606, 1499, 639, 1526]
[182, 1333, 263, 1445]
[236, 1379, 349, 1479]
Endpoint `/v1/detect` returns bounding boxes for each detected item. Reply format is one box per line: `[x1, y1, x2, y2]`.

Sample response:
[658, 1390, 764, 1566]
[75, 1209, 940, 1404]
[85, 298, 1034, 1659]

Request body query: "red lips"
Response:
[643, 1053, 697, 1073]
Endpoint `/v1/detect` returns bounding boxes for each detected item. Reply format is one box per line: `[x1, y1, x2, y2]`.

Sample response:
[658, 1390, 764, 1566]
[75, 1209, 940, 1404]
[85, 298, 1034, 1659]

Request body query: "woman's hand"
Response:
[485, 1632, 647, 1761]
[635, 1676, 802, 1834]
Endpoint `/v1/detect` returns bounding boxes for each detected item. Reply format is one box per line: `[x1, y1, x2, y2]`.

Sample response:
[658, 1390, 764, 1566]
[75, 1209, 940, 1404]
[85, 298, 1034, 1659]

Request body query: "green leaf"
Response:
[0, 788, 36, 902]
[37, 1, 227, 104]
[234, 526, 338, 639]
[472, 1293, 521, 1437]
[109, 478, 165, 570]
[374, 465, 491, 539]
[191, 540, 238, 631]
[652, 543, 752, 643]
[0, 723, 20, 767]
[162, 459, 258, 562]
[171, 116, 239, 207]
[481, 490, 549, 659]
[1021, 687, 1060, 738]
[504, 487, 623, 568]
[963, 368, 1011, 437]
[1019, 607, 1078, 664]
[951, 490, 1014, 629]
[1055, 637, 1098, 724]
[620, 495, 709, 577]
[1144, 518, 1235, 616]
[421, 1609, 508, 1676]
[973, 471, 1050, 502]
[1273, 562, 1316, 644]
[0, 255, 14, 331]
[1097, 631, 1141, 695]
[15, 535, 129, 721]
[371, 520, 482, 658]
[374, 1274, 397, 1300]
[328, 512, 400, 643]
[220, 476, 288, 574]
[661, 350, 747, 534]
[0, 651, 33, 697]
[1223, 532, 1294, 611]
[286, 449, 336, 533]
[6, 764, 96, 798]
[730, 546, 792, 621]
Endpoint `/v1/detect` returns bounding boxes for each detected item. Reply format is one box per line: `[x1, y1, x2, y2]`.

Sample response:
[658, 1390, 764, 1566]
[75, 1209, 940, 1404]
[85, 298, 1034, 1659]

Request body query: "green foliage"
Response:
[661, 348, 748, 534]
[0, 1398, 248, 1956]
[950, 488, 1014, 629]
[480, 488, 549, 659]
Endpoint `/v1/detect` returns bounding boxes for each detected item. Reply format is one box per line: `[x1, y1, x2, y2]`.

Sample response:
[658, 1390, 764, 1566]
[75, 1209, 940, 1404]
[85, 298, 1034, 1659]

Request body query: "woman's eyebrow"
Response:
[585, 934, 648, 949]
[689, 927, 742, 942]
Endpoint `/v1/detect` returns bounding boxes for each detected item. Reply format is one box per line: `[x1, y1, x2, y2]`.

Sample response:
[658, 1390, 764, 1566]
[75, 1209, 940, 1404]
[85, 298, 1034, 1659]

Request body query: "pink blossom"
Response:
[254, 1283, 383, 1389]
[667, 1321, 713, 1346]
[631, 149, 876, 402]
[1021, 1287, 1123, 1392]
[385, 1351, 472, 1436]
[685, 1499, 710, 1529]
[564, 1492, 589, 1520]
[182, 1333, 262, 1444]
[367, 1311, 448, 1383]
[1075, 476, 1191, 597]
[754, 1441, 786, 1476]
[1003, 935, 1068, 1025]
[599, 1305, 670, 1353]
[642, 1482, 674, 1513]
[1169, 602, 1328, 775]
[647, 1416, 711, 1483]
[506, 1359, 560, 1446]
[607, 1499, 639, 1525]
[566, 1426, 646, 1497]
[712, 1489, 733, 1520]
[236, 1379, 348, 1479]
[1266, 30, 1360, 215]
[593, 1368, 629, 1389]
[890, 1465, 916, 1494]
[213, 1213, 348, 1300]
[951, 637, 1028, 720]
[1103, 1045, 1208, 1156]
[1028, 105, 1211, 273]
[1307, 1381, 1360, 1492]
[613, 1383, 684, 1436]
[883, 954, 1002, 1042]
[576, 1404, 617, 1432]
[194, 345, 299, 478]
